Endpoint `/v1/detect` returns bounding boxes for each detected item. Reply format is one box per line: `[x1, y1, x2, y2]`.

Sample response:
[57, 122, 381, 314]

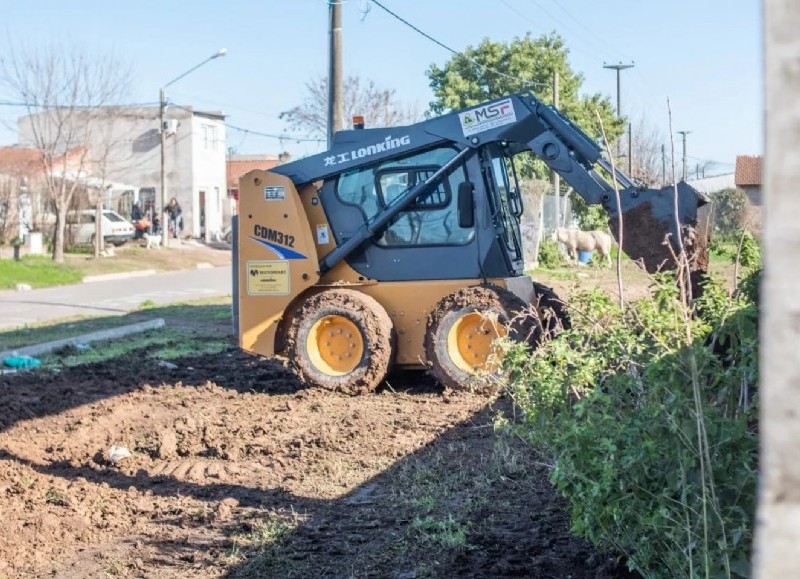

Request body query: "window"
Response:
[336, 146, 474, 247]
[484, 145, 523, 260]
[202, 124, 217, 150]
[103, 211, 125, 223]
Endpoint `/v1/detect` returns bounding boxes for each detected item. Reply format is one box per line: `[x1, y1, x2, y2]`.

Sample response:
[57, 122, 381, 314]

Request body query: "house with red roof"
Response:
[735, 155, 762, 205]
[735, 155, 763, 236]
[227, 154, 289, 198]
[0, 145, 88, 243]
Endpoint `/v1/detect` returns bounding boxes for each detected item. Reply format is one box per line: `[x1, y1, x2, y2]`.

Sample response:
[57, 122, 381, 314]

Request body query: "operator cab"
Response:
[321, 142, 526, 282]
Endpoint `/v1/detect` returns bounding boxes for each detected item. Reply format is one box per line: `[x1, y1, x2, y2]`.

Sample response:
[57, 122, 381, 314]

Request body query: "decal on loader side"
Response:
[459, 98, 516, 137]
[246, 260, 290, 295]
[249, 237, 308, 260]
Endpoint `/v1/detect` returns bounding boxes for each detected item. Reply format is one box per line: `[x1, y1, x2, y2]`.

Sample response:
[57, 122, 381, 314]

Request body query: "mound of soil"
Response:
[0, 350, 638, 578]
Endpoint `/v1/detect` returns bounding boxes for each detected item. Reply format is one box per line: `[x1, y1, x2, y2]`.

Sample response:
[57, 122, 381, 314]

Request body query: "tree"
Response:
[280, 75, 422, 139]
[0, 41, 131, 262]
[709, 187, 747, 238]
[426, 32, 624, 180]
[426, 33, 624, 257]
[628, 115, 667, 187]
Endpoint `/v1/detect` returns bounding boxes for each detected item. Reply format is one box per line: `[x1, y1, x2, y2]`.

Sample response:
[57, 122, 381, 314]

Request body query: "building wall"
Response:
[189, 114, 227, 240]
[17, 106, 226, 239]
[742, 185, 762, 206]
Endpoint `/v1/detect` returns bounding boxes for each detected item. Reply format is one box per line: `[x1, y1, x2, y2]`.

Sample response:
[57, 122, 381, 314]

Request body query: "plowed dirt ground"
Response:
[0, 345, 639, 578]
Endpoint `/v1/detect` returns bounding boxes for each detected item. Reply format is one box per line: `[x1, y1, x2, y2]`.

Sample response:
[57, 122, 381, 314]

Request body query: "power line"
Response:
[0, 100, 159, 109]
[549, 0, 628, 62]
[225, 123, 325, 143]
[2, 98, 324, 145]
[686, 154, 734, 166]
[156, 102, 325, 143]
[369, 0, 549, 89]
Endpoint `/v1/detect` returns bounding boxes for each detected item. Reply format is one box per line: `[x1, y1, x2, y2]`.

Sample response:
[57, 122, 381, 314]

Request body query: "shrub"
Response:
[737, 230, 760, 270]
[571, 195, 610, 231]
[711, 188, 748, 238]
[538, 240, 567, 268]
[501, 274, 759, 578]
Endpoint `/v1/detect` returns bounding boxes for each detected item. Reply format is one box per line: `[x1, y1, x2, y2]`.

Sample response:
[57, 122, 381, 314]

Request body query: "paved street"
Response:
[0, 266, 232, 331]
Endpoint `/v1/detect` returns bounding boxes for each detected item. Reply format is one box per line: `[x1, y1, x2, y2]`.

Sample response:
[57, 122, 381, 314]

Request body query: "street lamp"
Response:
[160, 48, 227, 247]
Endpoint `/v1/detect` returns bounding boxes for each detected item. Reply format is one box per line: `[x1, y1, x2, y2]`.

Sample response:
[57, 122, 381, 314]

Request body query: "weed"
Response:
[227, 515, 297, 576]
[139, 299, 157, 309]
[44, 487, 69, 506]
[410, 495, 436, 510]
[247, 517, 292, 545]
[410, 515, 471, 550]
[503, 274, 759, 577]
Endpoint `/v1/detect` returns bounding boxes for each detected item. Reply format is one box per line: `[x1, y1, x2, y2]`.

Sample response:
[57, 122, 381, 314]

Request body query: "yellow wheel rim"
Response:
[306, 315, 364, 376]
[446, 312, 506, 374]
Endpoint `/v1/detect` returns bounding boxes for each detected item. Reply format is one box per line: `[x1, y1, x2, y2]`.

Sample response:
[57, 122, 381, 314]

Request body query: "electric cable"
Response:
[369, 0, 549, 89]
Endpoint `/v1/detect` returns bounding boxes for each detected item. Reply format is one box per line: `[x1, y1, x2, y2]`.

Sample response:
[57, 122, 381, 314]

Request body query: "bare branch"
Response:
[280, 75, 422, 138]
[0, 39, 132, 261]
[595, 109, 625, 312]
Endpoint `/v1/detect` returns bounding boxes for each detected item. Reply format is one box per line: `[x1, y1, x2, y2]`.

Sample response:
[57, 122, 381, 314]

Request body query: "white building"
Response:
[17, 105, 228, 240]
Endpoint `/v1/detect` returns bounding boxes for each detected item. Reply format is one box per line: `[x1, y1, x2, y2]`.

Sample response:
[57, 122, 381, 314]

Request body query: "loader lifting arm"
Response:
[272, 93, 708, 277]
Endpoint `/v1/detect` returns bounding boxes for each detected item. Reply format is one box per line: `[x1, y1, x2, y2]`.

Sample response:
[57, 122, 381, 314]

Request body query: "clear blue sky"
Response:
[0, 0, 762, 176]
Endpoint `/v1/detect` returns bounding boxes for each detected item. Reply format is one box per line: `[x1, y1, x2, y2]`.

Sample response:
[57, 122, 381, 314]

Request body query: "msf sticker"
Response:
[247, 260, 289, 296]
[249, 224, 307, 260]
[459, 98, 516, 137]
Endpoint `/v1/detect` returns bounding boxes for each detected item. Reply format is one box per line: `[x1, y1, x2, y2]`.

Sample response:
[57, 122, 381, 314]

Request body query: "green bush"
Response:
[501, 274, 759, 578]
[538, 240, 567, 268]
[571, 195, 610, 231]
[737, 231, 760, 269]
[710, 188, 747, 238]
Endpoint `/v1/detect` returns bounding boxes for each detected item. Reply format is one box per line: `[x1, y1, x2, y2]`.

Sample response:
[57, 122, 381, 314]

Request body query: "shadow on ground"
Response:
[0, 326, 638, 578]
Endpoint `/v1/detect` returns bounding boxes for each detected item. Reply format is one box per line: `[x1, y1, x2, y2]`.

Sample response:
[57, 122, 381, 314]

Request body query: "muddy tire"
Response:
[424, 284, 539, 392]
[531, 282, 570, 341]
[284, 289, 395, 395]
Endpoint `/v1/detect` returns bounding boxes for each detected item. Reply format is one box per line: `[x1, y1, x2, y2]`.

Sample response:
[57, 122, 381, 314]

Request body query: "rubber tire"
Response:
[424, 284, 540, 392]
[284, 289, 395, 395]
[531, 282, 571, 342]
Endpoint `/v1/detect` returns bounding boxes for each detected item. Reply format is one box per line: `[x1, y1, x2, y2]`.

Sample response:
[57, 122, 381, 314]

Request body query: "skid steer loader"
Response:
[233, 93, 708, 393]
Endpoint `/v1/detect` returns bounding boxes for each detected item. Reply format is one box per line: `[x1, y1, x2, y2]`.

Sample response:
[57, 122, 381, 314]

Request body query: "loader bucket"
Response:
[609, 181, 710, 276]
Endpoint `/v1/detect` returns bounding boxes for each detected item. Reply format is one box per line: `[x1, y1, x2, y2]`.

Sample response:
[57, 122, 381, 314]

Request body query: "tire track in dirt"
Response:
[0, 350, 636, 578]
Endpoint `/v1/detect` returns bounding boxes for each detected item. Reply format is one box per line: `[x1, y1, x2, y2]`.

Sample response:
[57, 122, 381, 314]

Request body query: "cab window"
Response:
[336, 146, 474, 246]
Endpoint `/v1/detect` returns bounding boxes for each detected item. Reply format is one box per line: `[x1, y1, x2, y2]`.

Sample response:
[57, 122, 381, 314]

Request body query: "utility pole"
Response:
[758, 2, 800, 576]
[159, 49, 227, 247]
[677, 130, 691, 181]
[661, 144, 666, 186]
[603, 62, 635, 163]
[327, 0, 344, 148]
[552, 70, 560, 230]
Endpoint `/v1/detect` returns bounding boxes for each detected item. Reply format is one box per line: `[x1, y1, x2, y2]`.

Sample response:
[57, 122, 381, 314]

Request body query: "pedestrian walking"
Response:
[167, 197, 183, 239]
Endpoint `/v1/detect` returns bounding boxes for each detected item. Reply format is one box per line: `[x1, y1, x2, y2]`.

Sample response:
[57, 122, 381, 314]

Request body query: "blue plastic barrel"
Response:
[578, 250, 594, 264]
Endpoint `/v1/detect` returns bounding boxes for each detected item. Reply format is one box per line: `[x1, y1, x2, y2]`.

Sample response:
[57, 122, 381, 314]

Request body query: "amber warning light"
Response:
[352, 115, 365, 130]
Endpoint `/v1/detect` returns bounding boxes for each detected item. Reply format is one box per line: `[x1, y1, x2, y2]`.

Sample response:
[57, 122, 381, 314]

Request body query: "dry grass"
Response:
[0, 240, 232, 280]
[64, 242, 232, 276]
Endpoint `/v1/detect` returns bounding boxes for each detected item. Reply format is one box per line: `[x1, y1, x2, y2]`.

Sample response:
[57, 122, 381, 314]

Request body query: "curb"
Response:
[83, 269, 157, 283]
[0, 318, 166, 360]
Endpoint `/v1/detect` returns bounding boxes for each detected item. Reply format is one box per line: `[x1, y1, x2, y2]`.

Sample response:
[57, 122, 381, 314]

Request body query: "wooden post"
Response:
[755, 1, 800, 576]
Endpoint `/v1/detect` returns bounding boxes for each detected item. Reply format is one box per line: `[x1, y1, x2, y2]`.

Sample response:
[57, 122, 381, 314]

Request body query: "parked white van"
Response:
[65, 210, 135, 247]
